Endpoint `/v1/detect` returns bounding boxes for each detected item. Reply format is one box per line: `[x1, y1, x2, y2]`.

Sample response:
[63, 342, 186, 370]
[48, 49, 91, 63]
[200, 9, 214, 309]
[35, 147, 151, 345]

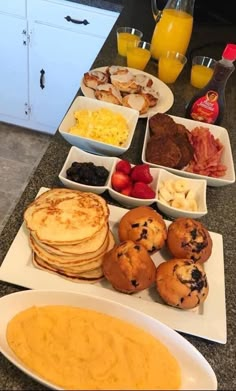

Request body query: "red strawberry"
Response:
[111, 171, 132, 191]
[121, 183, 133, 196]
[116, 159, 132, 175]
[131, 182, 156, 199]
[130, 164, 153, 184]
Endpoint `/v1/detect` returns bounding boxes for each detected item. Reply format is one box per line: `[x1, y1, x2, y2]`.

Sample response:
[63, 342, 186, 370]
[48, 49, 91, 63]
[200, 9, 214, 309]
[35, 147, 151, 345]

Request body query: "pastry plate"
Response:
[0, 188, 226, 344]
[80, 66, 174, 118]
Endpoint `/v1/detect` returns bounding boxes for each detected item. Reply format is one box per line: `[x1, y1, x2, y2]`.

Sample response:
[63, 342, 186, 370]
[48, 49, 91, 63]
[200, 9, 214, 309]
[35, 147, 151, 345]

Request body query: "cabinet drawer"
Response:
[0, 0, 26, 17]
[28, 0, 119, 38]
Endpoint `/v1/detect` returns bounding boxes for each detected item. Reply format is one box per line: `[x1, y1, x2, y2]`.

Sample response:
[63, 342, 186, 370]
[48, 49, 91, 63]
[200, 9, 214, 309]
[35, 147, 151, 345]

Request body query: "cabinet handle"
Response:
[40, 69, 45, 89]
[64, 15, 89, 25]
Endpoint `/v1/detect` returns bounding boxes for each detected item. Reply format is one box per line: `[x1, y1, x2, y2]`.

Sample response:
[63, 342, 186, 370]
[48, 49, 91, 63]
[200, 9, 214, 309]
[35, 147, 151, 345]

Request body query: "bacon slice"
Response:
[186, 126, 227, 177]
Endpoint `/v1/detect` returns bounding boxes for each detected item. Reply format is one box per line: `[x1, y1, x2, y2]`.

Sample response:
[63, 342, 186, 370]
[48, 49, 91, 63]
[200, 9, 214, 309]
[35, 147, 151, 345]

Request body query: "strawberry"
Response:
[111, 171, 132, 192]
[130, 164, 153, 184]
[116, 159, 132, 175]
[121, 183, 133, 196]
[131, 182, 156, 199]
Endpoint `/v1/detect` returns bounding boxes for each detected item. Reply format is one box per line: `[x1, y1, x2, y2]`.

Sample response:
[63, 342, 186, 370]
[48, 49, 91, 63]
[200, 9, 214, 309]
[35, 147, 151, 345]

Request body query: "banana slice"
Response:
[174, 179, 190, 194]
[171, 198, 188, 210]
[158, 196, 170, 206]
[186, 199, 198, 211]
[186, 189, 196, 200]
[173, 191, 185, 200]
[159, 187, 173, 202]
[164, 179, 175, 195]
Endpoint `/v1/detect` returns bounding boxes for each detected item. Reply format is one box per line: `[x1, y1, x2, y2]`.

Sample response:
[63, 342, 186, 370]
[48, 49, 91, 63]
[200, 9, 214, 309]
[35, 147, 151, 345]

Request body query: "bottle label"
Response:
[189, 90, 219, 123]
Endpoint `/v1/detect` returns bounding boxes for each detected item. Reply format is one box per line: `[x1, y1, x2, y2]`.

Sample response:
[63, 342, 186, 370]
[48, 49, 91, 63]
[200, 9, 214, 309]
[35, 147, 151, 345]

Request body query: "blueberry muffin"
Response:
[156, 258, 209, 309]
[167, 217, 212, 263]
[102, 240, 156, 294]
[118, 206, 167, 253]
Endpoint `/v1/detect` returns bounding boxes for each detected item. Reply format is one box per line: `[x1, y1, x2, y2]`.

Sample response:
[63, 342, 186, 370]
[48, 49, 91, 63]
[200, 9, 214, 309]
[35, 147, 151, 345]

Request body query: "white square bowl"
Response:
[142, 114, 235, 187]
[59, 96, 139, 156]
[58, 146, 115, 194]
[156, 168, 207, 219]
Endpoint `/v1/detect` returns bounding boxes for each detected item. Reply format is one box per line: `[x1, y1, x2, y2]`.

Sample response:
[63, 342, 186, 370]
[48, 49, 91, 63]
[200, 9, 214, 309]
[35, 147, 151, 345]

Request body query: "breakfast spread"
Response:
[68, 107, 129, 146]
[7, 305, 181, 390]
[82, 66, 159, 114]
[24, 188, 115, 281]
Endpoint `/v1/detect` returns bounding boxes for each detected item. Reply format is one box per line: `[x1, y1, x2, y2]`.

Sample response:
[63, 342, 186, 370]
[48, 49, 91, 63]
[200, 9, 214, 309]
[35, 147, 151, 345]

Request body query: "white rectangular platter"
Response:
[0, 188, 226, 344]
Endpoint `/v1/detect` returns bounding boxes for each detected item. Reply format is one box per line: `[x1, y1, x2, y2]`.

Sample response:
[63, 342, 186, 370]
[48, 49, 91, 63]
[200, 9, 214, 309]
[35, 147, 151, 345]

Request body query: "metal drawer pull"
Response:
[64, 15, 89, 25]
[40, 69, 45, 89]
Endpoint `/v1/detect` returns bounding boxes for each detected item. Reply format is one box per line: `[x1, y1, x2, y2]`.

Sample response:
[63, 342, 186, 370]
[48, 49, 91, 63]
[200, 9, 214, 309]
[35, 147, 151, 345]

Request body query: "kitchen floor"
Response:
[0, 122, 52, 234]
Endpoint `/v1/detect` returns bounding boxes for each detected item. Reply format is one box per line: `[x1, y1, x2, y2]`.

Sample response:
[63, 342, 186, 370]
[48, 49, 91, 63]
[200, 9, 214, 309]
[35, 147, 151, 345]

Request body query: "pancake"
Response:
[30, 223, 109, 256]
[24, 188, 109, 245]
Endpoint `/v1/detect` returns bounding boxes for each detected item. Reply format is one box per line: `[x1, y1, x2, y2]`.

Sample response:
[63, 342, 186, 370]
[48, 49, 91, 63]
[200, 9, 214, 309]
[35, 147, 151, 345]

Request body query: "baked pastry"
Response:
[140, 86, 159, 107]
[94, 83, 123, 105]
[83, 70, 109, 89]
[111, 72, 141, 93]
[156, 258, 209, 309]
[102, 240, 156, 293]
[118, 206, 167, 253]
[167, 217, 213, 263]
[122, 93, 149, 114]
[135, 73, 153, 88]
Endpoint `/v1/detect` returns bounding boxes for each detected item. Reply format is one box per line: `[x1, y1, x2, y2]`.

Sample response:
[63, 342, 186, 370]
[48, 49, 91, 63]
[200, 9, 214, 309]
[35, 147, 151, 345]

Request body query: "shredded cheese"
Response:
[69, 108, 129, 146]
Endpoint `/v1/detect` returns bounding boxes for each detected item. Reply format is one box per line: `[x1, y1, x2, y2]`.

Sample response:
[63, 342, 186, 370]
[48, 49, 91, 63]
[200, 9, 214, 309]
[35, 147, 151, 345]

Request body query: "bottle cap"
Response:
[223, 44, 236, 61]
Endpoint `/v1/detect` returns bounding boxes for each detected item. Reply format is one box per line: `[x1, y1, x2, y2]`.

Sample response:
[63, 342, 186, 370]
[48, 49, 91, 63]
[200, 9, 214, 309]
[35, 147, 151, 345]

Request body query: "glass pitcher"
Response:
[150, 0, 195, 60]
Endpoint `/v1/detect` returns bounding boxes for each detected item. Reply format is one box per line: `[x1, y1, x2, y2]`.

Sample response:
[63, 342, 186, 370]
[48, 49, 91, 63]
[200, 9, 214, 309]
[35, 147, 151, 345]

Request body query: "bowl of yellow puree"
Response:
[0, 289, 217, 390]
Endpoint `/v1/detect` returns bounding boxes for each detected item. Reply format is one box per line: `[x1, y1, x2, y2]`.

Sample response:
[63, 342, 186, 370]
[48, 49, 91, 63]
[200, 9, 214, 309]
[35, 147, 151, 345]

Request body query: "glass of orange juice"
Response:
[190, 56, 216, 88]
[126, 41, 151, 70]
[158, 51, 187, 84]
[116, 27, 143, 57]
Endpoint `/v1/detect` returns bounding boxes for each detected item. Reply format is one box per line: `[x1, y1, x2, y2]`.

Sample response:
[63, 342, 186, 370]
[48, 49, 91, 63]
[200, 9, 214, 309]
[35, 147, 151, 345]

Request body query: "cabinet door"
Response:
[28, 22, 105, 132]
[0, 14, 28, 120]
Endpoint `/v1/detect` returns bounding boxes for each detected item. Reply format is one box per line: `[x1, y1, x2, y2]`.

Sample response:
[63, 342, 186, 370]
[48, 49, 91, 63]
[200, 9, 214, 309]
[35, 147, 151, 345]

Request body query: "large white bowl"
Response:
[59, 96, 139, 156]
[0, 289, 217, 390]
[142, 114, 235, 187]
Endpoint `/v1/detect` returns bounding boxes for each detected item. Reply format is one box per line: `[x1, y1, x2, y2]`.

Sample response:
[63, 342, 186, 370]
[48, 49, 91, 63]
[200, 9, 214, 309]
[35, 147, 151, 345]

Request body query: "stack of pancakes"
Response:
[24, 188, 115, 282]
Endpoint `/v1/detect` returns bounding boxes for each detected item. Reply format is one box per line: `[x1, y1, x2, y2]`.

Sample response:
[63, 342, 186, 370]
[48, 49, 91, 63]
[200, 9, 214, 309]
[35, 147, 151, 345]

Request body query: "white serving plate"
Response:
[0, 289, 217, 390]
[0, 188, 226, 344]
[80, 66, 174, 118]
[142, 114, 235, 187]
[59, 96, 139, 156]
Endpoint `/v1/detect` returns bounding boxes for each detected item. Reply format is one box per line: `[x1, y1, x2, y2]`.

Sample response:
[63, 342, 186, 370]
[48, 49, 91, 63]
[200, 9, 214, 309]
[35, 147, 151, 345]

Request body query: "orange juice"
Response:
[190, 64, 214, 88]
[127, 47, 151, 70]
[117, 33, 141, 57]
[151, 9, 193, 60]
[158, 57, 185, 84]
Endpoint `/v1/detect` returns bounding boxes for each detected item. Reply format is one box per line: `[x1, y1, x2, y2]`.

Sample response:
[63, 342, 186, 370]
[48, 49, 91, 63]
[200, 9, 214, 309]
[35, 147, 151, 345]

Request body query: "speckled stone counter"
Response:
[0, 1, 236, 389]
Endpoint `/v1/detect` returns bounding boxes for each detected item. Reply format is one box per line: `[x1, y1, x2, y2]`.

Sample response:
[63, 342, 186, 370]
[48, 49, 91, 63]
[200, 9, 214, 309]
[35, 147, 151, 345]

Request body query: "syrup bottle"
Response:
[185, 43, 236, 125]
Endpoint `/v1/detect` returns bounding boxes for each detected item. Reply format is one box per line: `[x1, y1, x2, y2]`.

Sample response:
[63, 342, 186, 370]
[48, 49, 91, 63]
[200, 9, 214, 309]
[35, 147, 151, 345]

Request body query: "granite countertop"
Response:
[0, 0, 236, 389]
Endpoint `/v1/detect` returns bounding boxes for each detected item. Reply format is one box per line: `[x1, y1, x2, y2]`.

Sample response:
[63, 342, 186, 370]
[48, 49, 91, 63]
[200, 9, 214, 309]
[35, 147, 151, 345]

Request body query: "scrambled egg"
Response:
[69, 108, 129, 146]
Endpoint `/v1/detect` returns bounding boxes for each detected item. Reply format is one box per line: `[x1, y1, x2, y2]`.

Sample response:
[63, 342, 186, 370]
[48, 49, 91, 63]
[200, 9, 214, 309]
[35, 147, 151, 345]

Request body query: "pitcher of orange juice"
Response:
[150, 0, 195, 60]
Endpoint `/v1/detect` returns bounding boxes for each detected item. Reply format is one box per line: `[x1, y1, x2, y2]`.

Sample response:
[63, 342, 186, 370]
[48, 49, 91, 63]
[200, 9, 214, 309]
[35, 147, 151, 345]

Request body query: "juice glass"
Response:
[116, 27, 143, 57]
[190, 56, 216, 88]
[127, 41, 151, 70]
[158, 51, 187, 84]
